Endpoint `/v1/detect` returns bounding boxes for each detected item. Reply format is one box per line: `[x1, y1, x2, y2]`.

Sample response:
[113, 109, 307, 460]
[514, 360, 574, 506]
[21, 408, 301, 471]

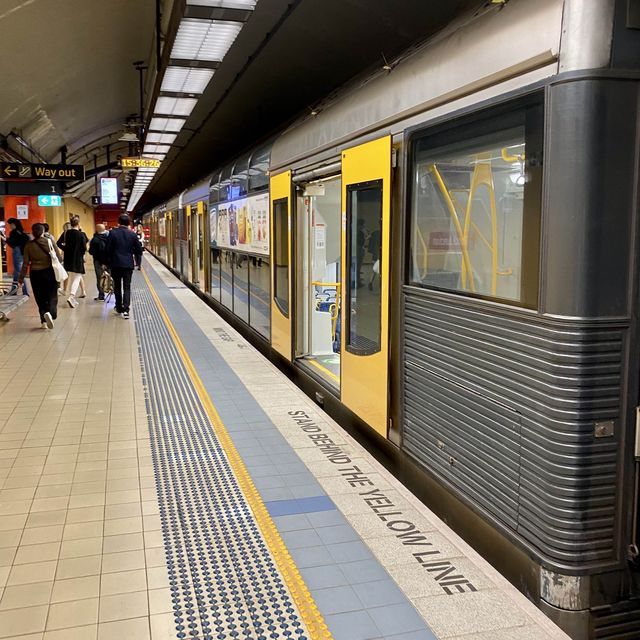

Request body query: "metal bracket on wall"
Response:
[594, 420, 614, 438]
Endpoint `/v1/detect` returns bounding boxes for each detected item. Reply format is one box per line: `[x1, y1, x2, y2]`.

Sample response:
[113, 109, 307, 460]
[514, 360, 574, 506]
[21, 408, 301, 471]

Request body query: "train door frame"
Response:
[340, 135, 392, 438]
[270, 170, 293, 360]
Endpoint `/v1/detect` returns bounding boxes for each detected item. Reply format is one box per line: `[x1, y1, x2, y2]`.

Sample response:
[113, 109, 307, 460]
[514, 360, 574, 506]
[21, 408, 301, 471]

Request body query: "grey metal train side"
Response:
[144, 1, 640, 637]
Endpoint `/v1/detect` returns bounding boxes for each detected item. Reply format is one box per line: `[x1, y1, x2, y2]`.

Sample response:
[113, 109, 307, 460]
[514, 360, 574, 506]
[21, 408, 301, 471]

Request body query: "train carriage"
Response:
[142, 1, 640, 636]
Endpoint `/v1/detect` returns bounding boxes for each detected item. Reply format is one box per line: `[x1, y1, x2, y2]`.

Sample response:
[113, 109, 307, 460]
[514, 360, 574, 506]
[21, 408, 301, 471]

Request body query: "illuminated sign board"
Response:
[120, 157, 161, 169]
[100, 177, 118, 205]
[37, 195, 62, 206]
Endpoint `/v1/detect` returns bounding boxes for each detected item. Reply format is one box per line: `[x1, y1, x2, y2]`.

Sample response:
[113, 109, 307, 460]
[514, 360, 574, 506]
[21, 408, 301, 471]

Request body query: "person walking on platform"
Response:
[18, 223, 61, 329]
[57, 216, 88, 308]
[4, 218, 29, 296]
[88, 223, 109, 301]
[106, 214, 142, 319]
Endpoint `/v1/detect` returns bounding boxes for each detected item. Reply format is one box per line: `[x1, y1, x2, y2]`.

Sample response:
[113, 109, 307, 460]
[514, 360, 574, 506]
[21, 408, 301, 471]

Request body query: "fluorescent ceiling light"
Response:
[149, 117, 186, 133]
[146, 132, 177, 144]
[143, 154, 167, 160]
[143, 144, 171, 154]
[154, 96, 198, 117]
[171, 19, 242, 62]
[187, 0, 257, 7]
[161, 67, 215, 94]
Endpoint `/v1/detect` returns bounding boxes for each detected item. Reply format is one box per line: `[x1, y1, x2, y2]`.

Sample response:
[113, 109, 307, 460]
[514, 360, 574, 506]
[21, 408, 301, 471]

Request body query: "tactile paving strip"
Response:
[132, 279, 313, 640]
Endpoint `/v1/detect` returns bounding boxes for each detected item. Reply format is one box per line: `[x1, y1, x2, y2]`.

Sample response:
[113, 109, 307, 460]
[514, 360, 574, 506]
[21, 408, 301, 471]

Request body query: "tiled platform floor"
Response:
[0, 258, 571, 640]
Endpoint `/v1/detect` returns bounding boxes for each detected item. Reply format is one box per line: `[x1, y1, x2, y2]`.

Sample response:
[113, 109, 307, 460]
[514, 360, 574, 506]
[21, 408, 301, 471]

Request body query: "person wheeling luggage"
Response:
[18, 223, 61, 329]
[88, 223, 109, 301]
[106, 214, 142, 319]
[57, 216, 88, 308]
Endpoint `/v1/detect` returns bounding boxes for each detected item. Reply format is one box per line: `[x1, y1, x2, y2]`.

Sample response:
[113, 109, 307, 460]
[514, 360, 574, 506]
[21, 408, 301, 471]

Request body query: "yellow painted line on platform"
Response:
[141, 267, 333, 640]
[306, 357, 340, 385]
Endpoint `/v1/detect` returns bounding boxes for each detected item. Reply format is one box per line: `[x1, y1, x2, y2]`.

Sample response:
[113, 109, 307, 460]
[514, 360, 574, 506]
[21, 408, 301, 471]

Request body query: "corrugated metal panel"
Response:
[402, 287, 623, 567]
[592, 601, 640, 639]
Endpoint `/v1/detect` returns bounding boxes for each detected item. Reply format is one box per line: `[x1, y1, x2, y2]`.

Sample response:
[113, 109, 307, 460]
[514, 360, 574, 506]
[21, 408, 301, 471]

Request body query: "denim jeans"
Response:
[11, 247, 27, 294]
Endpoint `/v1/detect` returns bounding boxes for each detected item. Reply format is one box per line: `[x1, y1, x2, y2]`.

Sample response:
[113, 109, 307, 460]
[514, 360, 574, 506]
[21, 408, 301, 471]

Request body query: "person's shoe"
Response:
[67, 297, 78, 309]
[79, 294, 86, 299]
[94, 296, 105, 301]
[122, 311, 130, 319]
[58, 288, 65, 295]
[113, 308, 121, 315]
[41, 322, 47, 329]
[43, 312, 54, 329]
[8, 284, 18, 295]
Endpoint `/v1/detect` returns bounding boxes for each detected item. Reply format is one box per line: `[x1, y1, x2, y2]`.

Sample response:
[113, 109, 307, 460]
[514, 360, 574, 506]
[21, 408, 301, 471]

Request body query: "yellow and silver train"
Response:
[143, 1, 640, 637]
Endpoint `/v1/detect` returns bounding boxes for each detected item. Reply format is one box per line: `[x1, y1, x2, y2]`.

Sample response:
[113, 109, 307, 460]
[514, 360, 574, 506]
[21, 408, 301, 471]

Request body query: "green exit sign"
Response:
[37, 195, 62, 206]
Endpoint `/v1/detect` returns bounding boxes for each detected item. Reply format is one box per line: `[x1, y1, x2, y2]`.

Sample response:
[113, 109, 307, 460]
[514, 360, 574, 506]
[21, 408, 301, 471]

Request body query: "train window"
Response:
[249, 256, 270, 339]
[210, 250, 221, 303]
[409, 102, 542, 307]
[249, 146, 270, 192]
[231, 155, 249, 198]
[221, 250, 233, 310]
[209, 172, 221, 205]
[273, 198, 289, 316]
[233, 253, 249, 323]
[219, 164, 233, 202]
[346, 181, 382, 355]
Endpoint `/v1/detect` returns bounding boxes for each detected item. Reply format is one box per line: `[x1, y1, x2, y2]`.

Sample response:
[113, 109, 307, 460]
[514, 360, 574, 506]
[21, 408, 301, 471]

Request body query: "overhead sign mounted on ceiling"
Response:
[0, 162, 84, 181]
[120, 157, 161, 169]
[100, 177, 118, 205]
[37, 195, 62, 207]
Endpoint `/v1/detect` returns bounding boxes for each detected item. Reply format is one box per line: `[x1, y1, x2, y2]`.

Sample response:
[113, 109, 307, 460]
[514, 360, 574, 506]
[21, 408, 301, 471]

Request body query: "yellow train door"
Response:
[270, 171, 293, 360]
[341, 136, 391, 437]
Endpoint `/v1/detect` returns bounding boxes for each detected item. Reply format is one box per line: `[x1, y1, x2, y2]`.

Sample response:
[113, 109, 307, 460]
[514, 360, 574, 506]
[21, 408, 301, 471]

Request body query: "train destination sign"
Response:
[0, 162, 85, 181]
[120, 157, 161, 169]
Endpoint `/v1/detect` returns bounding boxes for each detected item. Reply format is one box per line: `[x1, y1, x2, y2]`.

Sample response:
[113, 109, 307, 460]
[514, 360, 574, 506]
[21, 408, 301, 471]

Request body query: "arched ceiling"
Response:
[0, 0, 482, 209]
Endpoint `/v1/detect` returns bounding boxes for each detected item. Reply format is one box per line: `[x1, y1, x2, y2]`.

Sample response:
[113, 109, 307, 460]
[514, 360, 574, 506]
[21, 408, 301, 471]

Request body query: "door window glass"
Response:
[346, 181, 382, 355]
[273, 198, 289, 316]
[210, 250, 221, 302]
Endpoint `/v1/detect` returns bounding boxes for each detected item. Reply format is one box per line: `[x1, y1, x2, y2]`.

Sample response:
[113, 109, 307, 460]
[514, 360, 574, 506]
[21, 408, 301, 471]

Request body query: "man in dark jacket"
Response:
[88, 224, 109, 301]
[106, 214, 142, 319]
[57, 216, 88, 308]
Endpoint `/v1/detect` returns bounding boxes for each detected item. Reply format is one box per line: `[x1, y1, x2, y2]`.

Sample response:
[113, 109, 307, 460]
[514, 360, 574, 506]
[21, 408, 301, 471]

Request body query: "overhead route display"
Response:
[120, 157, 162, 169]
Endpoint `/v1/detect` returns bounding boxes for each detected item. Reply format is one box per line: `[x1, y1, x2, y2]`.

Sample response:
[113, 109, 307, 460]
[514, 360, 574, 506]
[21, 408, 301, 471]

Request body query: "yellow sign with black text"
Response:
[120, 157, 161, 169]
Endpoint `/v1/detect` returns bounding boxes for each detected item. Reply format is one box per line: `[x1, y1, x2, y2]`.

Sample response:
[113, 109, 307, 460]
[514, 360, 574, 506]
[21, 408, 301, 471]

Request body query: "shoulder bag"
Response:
[33, 239, 68, 283]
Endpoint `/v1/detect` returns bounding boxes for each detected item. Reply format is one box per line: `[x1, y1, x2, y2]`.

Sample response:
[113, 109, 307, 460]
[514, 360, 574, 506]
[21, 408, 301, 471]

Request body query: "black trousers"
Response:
[111, 267, 133, 313]
[30, 267, 58, 323]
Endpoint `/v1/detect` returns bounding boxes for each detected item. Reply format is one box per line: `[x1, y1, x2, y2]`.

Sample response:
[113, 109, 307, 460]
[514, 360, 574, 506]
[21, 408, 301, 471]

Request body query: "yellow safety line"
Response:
[306, 357, 340, 385]
[141, 267, 332, 640]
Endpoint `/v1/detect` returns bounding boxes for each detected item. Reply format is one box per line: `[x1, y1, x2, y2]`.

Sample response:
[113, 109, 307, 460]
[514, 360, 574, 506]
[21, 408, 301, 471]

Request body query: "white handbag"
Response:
[47, 238, 68, 283]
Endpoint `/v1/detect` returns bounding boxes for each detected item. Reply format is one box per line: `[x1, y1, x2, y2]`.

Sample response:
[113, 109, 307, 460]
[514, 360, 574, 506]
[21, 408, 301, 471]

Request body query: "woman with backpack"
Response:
[18, 223, 62, 329]
[4, 218, 29, 295]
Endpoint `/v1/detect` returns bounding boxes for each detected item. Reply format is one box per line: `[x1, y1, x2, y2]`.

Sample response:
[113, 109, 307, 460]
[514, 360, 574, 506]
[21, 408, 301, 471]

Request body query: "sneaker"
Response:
[79, 294, 86, 299]
[113, 308, 121, 315]
[58, 288, 65, 295]
[94, 296, 104, 301]
[67, 297, 78, 309]
[43, 312, 54, 329]
[41, 322, 47, 329]
[8, 284, 18, 295]
[122, 311, 130, 319]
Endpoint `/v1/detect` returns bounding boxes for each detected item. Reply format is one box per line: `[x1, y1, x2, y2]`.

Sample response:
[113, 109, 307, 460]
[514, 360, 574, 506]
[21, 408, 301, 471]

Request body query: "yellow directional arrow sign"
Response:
[3, 165, 16, 177]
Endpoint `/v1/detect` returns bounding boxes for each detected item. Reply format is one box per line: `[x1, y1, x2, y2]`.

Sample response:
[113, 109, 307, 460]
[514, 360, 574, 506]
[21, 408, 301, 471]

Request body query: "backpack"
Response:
[90, 234, 108, 264]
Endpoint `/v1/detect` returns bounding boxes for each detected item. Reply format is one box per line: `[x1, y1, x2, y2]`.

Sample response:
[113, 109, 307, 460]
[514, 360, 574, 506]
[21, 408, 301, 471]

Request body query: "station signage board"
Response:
[100, 177, 118, 205]
[120, 157, 161, 169]
[0, 162, 85, 181]
[37, 195, 62, 206]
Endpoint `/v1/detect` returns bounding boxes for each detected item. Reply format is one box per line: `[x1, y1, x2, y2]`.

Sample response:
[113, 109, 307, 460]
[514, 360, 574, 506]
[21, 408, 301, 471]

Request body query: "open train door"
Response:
[270, 170, 293, 360]
[341, 136, 391, 437]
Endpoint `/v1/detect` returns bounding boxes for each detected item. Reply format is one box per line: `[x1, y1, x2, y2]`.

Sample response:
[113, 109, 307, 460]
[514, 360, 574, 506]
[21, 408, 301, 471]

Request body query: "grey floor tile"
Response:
[324, 610, 380, 640]
[300, 564, 348, 590]
[313, 584, 364, 616]
[353, 579, 407, 608]
[327, 540, 374, 563]
[340, 559, 391, 585]
[280, 528, 323, 549]
[316, 524, 361, 545]
[273, 514, 312, 532]
[307, 509, 347, 528]
[369, 603, 430, 637]
[289, 545, 335, 569]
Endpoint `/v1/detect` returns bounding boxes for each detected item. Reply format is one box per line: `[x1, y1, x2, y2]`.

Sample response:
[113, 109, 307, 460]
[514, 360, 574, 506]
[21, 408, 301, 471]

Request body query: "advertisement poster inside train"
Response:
[211, 193, 269, 256]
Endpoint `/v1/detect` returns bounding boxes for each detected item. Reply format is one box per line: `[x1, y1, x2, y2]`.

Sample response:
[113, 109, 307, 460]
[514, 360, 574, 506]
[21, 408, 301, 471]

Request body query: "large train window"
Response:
[273, 198, 289, 316]
[409, 100, 542, 307]
[346, 180, 382, 355]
